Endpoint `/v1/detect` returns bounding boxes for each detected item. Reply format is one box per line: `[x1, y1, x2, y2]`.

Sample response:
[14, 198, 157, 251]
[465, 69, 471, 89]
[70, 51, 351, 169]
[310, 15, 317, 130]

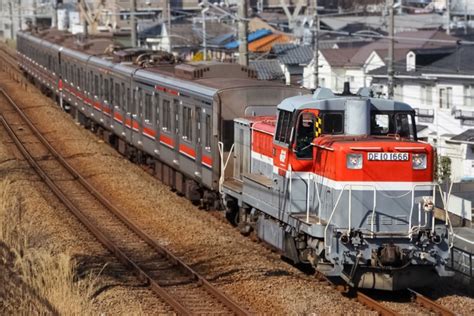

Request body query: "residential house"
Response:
[301, 29, 459, 92]
[369, 45, 474, 181]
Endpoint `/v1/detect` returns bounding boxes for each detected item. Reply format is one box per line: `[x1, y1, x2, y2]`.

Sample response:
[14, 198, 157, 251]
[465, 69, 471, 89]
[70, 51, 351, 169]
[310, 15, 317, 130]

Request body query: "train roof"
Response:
[19, 29, 303, 95]
[278, 88, 414, 113]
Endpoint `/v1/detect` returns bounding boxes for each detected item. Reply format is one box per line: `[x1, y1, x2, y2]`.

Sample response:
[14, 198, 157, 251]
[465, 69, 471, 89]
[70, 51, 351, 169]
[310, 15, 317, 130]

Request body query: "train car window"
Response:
[322, 112, 344, 134]
[275, 110, 293, 144]
[110, 79, 114, 104]
[162, 99, 171, 131]
[115, 83, 120, 107]
[173, 99, 179, 134]
[77, 68, 82, 89]
[94, 75, 99, 96]
[205, 115, 211, 150]
[182, 106, 193, 142]
[126, 88, 131, 112]
[104, 79, 109, 101]
[121, 83, 126, 109]
[64, 62, 68, 81]
[154, 94, 160, 126]
[71, 65, 75, 85]
[144, 94, 152, 122]
[295, 112, 316, 159]
[97, 75, 105, 98]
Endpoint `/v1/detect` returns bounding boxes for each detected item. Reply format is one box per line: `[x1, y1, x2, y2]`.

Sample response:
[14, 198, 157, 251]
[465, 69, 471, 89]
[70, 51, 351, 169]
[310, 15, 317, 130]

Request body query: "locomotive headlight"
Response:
[346, 154, 363, 169]
[412, 153, 427, 170]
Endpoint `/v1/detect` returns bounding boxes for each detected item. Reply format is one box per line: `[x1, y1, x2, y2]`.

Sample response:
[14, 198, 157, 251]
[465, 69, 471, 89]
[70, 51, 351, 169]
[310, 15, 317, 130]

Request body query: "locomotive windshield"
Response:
[370, 112, 417, 140]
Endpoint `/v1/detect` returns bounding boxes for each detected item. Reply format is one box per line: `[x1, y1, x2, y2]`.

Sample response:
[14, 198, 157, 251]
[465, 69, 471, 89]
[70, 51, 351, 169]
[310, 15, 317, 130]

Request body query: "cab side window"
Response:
[295, 112, 316, 159]
[322, 112, 344, 134]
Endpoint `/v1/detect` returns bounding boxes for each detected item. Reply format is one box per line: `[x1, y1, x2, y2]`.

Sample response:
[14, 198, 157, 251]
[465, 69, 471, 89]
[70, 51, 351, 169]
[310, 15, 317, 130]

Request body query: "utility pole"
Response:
[32, 0, 37, 26]
[8, 1, 14, 39]
[52, 0, 57, 28]
[312, 0, 319, 89]
[130, 0, 137, 47]
[18, 0, 22, 31]
[387, 0, 395, 99]
[238, 0, 248, 66]
[446, 0, 451, 35]
[202, 5, 208, 61]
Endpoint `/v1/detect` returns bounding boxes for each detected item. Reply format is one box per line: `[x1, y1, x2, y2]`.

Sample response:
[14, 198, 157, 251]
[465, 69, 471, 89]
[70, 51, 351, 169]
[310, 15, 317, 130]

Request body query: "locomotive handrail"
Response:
[323, 183, 454, 254]
[324, 184, 376, 253]
[407, 183, 454, 248]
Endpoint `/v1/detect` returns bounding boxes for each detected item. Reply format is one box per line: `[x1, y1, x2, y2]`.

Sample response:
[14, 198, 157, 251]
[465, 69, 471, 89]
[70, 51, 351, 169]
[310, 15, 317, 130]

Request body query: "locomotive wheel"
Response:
[225, 207, 239, 226]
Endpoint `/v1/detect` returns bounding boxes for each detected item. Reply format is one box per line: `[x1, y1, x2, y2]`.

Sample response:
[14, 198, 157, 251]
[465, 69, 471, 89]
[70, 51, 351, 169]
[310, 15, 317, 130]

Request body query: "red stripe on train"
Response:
[179, 144, 196, 159]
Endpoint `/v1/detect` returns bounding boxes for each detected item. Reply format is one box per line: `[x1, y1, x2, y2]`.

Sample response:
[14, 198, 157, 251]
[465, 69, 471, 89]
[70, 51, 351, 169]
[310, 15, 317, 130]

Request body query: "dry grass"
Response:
[0, 178, 97, 315]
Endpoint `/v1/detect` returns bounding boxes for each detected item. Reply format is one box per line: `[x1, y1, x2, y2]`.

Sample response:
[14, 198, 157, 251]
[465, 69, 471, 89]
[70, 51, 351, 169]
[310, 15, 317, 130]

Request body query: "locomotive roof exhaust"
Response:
[345, 99, 370, 136]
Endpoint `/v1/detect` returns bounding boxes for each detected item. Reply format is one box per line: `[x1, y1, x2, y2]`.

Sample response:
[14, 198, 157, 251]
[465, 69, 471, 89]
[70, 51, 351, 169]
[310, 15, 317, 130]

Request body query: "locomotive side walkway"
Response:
[454, 227, 474, 252]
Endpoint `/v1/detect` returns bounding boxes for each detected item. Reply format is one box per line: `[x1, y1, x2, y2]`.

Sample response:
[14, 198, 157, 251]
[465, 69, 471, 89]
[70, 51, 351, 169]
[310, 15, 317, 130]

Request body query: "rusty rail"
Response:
[355, 291, 399, 316]
[408, 288, 455, 316]
[0, 88, 249, 315]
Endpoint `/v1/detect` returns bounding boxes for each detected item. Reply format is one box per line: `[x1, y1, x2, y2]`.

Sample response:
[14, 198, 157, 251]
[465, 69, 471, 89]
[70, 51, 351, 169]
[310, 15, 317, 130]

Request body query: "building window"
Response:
[464, 85, 474, 107]
[440, 87, 453, 109]
[182, 106, 193, 141]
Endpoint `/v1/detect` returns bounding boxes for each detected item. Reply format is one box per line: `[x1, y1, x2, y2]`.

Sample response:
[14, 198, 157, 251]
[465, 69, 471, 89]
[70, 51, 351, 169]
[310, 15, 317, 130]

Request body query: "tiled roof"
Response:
[225, 29, 272, 49]
[249, 34, 291, 53]
[320, 48, 360, 67]
[451, 129, 474, 143]
[369, 45, 474, 76]
[274, 44, 314, 65]
[250, 60, 284, 80]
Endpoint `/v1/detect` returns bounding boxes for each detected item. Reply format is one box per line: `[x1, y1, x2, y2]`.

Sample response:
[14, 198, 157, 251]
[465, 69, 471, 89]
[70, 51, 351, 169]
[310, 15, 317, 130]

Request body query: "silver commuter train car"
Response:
[16, 30, 305, 207]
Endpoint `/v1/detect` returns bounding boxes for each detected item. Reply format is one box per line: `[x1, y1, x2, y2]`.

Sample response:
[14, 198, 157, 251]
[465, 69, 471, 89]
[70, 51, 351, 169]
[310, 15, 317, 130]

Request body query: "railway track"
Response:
[0, 87, 249, 315]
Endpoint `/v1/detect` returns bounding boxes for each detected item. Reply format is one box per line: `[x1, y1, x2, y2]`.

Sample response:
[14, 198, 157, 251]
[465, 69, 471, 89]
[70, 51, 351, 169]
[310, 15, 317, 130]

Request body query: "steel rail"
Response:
[407, 288, 455, 316]
[355, 291, 400, 316]
[0, 88, 249, 316]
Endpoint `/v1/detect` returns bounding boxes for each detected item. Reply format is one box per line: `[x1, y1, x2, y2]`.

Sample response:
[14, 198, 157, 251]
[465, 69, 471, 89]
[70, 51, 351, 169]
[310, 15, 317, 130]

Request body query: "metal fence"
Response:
[450, 246, 474, 278]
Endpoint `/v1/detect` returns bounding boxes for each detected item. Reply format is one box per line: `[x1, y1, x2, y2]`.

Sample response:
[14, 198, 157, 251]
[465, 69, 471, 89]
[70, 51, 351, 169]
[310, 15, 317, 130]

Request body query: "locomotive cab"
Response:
[223, 88, 453, 291]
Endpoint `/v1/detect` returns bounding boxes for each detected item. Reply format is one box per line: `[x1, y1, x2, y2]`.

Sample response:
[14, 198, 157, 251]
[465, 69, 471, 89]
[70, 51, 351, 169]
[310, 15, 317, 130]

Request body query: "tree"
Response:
[437, 155, 452, 183]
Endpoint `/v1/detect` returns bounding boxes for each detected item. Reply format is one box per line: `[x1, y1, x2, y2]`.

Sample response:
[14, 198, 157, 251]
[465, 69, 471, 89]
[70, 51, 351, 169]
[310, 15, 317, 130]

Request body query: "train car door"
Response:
[125, 86, 135, 143]
[195, 106, 203, 179]
[153, 91, 161, 152]
[173, 97, 181, 163]
[180, 101, 198, 169]
[142, 90, 155, 143]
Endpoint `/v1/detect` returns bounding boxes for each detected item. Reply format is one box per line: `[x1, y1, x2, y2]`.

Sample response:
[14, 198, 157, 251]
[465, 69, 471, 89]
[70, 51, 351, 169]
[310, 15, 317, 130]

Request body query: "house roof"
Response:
[321, 14, 446, 32]
[369, 45, 474, 77]
[249, 17, 277, 33]
[319, 48, 361, 67]
[250, 60, 284, 80]
[348, 30, 458, 66]
[451, 129, 474, 144]
[273, 44, 314, 65]
[225, 29, 272, 49]
[249, 33, 291, 53]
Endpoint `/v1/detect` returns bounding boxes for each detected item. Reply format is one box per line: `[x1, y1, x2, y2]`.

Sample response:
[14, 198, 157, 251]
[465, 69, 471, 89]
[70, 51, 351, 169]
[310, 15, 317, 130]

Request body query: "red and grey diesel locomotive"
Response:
[16, 30, 453, 290]
[222, 88, 453, 290]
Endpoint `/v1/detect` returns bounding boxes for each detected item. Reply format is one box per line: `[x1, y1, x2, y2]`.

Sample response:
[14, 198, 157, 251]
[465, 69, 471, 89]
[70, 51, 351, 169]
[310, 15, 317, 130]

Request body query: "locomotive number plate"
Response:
[368, 152, 409, 161]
